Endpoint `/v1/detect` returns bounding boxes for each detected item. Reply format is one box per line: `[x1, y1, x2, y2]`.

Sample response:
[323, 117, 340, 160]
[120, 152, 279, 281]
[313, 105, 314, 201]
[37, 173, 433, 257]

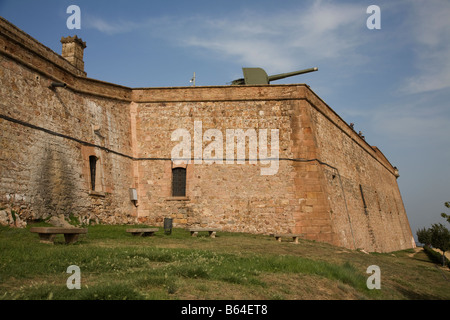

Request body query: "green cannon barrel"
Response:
[268, 67, 318, 82]
[231, 67, 318, 85]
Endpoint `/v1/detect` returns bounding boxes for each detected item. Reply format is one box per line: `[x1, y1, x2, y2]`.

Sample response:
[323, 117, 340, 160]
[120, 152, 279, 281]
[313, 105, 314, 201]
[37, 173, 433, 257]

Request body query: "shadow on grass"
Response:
[393, 285, 444, 300]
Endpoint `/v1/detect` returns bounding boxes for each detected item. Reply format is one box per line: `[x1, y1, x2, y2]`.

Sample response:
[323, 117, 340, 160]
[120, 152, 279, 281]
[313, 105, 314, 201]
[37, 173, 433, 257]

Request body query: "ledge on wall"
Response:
[89, 190, 106, 197]
[165, 196, 189, 201]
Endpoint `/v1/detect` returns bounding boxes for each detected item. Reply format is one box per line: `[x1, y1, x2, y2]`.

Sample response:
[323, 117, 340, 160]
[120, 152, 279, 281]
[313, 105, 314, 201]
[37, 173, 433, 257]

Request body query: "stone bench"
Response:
[126, 228, 159, 237]
[189, 228, 219, 238]
[30, 227, 88, 244]
[273, 233, 303, 244]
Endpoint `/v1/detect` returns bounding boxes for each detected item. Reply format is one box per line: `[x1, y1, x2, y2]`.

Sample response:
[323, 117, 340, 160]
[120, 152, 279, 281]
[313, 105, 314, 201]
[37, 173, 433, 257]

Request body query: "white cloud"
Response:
[399, 0, 450, 94]
[176, 2, 367, 72]
[84, 15, 141, 35]
[83, 0, 450, 96]
[84, 1, 369, 73]
[343, 92, 450, 145]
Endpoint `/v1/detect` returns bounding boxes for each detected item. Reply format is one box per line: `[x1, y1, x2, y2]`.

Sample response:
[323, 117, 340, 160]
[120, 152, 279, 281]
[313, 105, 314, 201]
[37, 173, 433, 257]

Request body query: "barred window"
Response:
[172, 168, 186, 197]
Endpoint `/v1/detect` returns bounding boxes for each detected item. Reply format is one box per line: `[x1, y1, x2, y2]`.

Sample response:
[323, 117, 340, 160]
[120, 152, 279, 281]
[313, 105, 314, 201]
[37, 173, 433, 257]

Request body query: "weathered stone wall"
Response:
[0, 18, 136, 224]
[304, 90, 415, 252]
[131, 85, 415, 252]
[132, 87, 299, 234]
[0, 17, 415, 252]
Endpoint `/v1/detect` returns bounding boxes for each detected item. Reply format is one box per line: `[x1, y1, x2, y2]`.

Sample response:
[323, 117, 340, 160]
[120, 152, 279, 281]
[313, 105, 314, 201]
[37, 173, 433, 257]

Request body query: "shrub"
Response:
[422, 246, 450, 268]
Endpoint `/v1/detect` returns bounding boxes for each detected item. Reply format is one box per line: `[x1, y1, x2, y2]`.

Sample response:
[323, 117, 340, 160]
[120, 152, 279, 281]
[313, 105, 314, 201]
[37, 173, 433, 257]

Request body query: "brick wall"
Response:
[131, 85, 415, 252]
[0, 18, 136, 224]
[132, 87, 298, 234]
[305, 89, 415, 252]
[0, 17, 415, 252]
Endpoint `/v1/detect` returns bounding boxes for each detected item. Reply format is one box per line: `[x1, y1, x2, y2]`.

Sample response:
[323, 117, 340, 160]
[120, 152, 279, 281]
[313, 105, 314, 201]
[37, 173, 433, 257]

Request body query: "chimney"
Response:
[61, 35, 86, 74]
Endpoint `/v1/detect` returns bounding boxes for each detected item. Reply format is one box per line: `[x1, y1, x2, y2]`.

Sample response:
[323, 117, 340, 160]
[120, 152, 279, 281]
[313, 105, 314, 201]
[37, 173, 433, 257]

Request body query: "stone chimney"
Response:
[61, 35, 86, 74]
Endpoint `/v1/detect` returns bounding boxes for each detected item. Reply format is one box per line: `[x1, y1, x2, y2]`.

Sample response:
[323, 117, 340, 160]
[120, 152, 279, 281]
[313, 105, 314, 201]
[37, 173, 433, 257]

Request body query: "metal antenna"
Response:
[190, 72, 196, 87]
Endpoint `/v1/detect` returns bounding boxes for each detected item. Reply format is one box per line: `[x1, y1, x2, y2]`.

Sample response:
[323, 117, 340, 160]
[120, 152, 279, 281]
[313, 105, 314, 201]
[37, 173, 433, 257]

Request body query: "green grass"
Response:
[0, 224, 449, 300]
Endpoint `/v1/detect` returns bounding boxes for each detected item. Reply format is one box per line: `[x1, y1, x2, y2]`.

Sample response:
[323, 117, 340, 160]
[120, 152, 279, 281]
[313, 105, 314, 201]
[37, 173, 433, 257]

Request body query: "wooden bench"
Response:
[30, 227, 87, 244]
[126, 228, 159, 237]
[273, 234, 303, 244]
[189, 228, 219, 238]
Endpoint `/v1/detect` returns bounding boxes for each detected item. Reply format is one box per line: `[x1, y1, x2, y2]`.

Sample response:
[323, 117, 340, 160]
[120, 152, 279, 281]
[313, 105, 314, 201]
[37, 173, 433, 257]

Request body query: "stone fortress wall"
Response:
[0, 17, 415, 252]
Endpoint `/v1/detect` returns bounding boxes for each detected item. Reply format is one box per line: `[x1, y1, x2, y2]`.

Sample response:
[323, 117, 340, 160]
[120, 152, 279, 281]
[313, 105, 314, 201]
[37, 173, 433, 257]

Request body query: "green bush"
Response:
[422, 246, 450, 268]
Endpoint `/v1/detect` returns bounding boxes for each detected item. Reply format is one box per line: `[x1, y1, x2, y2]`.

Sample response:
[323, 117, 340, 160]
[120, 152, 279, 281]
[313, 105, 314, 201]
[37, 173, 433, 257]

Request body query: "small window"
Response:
[172, 168, 186, 197]
[89, 156, 97, 191]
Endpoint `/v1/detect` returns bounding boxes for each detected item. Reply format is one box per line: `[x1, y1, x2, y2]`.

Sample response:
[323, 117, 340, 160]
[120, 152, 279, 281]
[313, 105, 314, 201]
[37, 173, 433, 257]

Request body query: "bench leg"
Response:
[64, 234, 79, 244]
[191, 231, 198, 237]
[142, 232, 155, 237]
[293, 237, 299, 244]
[209, 231, 216, 238]
[275, 236, 281, 242]
[38, 233, 56, 244]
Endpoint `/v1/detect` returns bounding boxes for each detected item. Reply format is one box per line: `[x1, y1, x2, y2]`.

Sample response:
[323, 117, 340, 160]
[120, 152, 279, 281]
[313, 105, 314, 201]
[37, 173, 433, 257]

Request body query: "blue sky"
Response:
[1, 0, 449, 241]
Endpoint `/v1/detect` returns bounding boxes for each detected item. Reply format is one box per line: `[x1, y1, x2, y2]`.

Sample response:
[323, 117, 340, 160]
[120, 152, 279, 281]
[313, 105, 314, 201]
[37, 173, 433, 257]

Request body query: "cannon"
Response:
[231, 67, 318, 85]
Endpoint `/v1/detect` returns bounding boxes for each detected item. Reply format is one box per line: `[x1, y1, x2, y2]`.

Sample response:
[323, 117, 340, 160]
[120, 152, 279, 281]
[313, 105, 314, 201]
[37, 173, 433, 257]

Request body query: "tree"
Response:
[441, 201, 450, 224]
[430, 223, 450, 266]
[417, 227, 432, 247]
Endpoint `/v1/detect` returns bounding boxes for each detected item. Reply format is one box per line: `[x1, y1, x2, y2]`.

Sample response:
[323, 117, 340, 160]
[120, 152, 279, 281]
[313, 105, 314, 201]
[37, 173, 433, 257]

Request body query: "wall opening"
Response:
[89, 155, 98, 191]
[172, 167, 186, 197]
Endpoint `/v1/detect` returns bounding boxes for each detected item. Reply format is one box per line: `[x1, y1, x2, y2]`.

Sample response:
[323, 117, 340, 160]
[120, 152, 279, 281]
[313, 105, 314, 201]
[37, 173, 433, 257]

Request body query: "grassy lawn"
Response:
[0, 223, 449, 300]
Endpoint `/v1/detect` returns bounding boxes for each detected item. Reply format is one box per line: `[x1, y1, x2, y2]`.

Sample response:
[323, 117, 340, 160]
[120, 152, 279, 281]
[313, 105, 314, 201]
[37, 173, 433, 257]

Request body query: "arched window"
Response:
[172, 167, 186, 197]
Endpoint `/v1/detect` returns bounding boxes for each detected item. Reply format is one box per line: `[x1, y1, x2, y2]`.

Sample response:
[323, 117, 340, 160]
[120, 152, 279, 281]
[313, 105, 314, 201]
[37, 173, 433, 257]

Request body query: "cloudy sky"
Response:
[1, 0, 449, 241]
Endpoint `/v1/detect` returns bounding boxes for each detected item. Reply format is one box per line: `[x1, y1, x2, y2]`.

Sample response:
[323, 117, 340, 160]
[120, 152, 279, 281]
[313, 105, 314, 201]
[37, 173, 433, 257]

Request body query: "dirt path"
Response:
[408, 247, 423, 257]
[409, 247, 450, 260]
[409, 246, 449, 260]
